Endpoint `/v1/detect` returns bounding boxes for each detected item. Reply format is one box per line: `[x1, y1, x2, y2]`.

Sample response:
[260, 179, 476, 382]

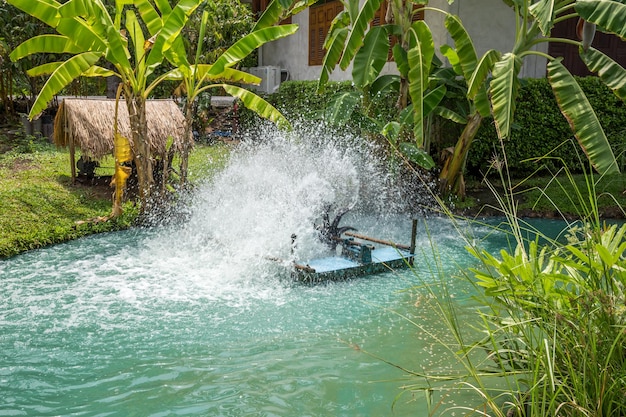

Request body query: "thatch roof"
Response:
[53, 98, 188, 160]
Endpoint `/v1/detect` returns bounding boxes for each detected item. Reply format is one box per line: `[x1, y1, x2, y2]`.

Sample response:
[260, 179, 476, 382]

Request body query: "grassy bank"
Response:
[453, 173, 626, 219]
[0, 133, 230, 258]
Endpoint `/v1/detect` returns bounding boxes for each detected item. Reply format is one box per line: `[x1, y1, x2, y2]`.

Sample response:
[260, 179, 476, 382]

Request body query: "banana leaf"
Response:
[444, 14, 478, 83]
[353, 26, 389, 88]
[399, 142, 435, 169]
[468, 49, 501, 99]
[529, 0, 555, 36]
[135, 0, 162, 35]
[6, 0, 61, 28]
[209, 25, 298, 77]
[318, 25, 349, 92]
[490, 53, 521, 139]
[575, 0, 626, 40]
[221, 84, 291, 131]
[29, 52, 101, 118]
[370, 74, 400, 96]
[339, 0, 382, 70]
[408, 21, 434, 148]
[444, 13, 491, 116]
[324, 91, 361, 125]
[579, 47, 626, 101]
[125, 10, 146, 81]
[253, 0, 284, 30]
[547, 58, 619, 175]
[145, 0, 201, 72]
[393, 43, 409, 78]
[55, 16, 108, 53]
[57, 0, 90, 18]
[160, 65, 261, 85]
[10, 35, 83, 61]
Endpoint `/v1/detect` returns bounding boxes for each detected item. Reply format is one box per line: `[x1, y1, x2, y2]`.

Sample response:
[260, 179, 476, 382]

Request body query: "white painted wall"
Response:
[258, 0, 547, 81]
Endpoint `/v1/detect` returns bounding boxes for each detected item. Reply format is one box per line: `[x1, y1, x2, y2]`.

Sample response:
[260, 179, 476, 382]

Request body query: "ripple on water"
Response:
[1, 128, 532, 416]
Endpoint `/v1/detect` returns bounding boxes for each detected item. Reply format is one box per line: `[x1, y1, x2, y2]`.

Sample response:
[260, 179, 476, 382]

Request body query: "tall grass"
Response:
[402, 147, 626, 415]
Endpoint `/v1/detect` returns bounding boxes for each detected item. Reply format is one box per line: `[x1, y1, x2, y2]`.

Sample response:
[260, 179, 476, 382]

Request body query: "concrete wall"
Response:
[258, 0, 548, 82]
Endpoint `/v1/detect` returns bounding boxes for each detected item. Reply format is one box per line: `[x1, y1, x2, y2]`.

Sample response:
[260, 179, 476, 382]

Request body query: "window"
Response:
[308, 1, 343, 66]
[251, 0, 292, 24]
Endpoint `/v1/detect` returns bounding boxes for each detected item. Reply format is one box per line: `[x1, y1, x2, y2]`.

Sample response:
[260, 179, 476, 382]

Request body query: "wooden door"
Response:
[549, 16, 626, 76]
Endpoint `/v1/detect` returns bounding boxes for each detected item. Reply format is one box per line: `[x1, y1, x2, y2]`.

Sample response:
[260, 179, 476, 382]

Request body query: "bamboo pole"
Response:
[410, 219, 417, 255]
[343, 231, 411, 250]
[67, 108, 76, 184]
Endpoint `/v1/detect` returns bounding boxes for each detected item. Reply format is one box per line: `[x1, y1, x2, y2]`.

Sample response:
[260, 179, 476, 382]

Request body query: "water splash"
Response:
[178, 124, 433, 271]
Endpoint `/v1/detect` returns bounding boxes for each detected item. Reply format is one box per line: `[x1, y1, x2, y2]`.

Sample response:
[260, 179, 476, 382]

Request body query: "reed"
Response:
[401, 146, 626, 415]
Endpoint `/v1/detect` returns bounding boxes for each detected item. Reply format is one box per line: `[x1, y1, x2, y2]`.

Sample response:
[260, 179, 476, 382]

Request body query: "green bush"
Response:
[240, 78, 626, 178]
[238, 80, 399, 132]
[466, 77, 626, 176]
[238, 80, 352, 130]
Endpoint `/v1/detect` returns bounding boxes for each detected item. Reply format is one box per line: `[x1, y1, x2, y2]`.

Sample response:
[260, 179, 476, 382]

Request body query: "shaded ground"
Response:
[460, 180, 625, 220]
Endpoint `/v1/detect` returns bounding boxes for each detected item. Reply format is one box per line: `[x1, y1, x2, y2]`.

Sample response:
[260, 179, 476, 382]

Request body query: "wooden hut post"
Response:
[67, 107, 76, 184]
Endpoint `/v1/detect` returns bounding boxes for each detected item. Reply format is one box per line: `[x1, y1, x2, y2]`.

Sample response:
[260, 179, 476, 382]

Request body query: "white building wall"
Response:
[258, 0, 547, 82]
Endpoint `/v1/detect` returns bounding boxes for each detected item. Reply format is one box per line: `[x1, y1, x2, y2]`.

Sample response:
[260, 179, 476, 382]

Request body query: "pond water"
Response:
[0, 129, 572, 416]
[2, 216, 521, 417]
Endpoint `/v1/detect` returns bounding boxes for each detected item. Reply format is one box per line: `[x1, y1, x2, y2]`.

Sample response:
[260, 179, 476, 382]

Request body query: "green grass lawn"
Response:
[458, 172, 626, 218]
[0, 134, 230, 258]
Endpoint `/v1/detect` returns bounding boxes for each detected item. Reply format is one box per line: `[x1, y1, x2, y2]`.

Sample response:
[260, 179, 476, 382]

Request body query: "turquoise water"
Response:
[0, 131, 575, 416]
[0, 216, 516, 417]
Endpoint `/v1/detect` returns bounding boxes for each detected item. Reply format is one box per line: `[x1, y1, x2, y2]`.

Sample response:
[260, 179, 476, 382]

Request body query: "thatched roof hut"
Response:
[53, 98, 188, 181]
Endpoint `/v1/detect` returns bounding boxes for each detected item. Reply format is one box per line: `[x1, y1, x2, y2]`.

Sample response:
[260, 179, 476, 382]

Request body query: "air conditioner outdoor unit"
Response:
[248, 66, 282, 94]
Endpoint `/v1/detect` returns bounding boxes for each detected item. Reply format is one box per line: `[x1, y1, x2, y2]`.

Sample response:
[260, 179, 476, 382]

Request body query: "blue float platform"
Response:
[292, 246, 415, 283]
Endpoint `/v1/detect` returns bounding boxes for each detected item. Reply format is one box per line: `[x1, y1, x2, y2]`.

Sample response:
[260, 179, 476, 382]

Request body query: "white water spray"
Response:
[180, 125, 398, 270]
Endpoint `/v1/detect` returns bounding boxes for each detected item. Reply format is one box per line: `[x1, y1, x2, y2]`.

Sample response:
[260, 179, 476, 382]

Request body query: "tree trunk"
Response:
[439, 111, 483, 198]
[125, 94, 154, 212]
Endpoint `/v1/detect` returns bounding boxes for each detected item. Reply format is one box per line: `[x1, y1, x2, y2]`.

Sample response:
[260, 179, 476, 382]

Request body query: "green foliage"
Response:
[0, 1, 54, 106]
[238, 80, 355, 128]
[245, 78, 625, 178]
[465, 77, 626, 176]
[186, 0, 257, 67]
[409, 157, 626, 415]
[467, 220, 626, 415]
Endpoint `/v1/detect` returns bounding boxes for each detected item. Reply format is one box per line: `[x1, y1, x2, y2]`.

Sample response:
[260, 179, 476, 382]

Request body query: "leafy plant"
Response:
[438, 0, 625, 198]
[318, 0, 444, 169]
[402, 142, 626, 415]
[8, 0, 301, 216]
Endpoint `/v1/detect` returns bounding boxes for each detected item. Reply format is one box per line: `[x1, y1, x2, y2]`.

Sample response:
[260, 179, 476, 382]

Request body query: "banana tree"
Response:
[160, 4, 299, 186]
[440, 0, 622, 197]
[319, 0, 444, 168]
[8, 0, 205, 213]
[435, 12, 496, 197]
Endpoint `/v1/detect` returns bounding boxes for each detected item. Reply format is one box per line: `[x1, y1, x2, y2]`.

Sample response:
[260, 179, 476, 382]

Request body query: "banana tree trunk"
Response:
[125, 94, 154, 212]
[439, 111, 483, 198]
[397, 77, 409, 110]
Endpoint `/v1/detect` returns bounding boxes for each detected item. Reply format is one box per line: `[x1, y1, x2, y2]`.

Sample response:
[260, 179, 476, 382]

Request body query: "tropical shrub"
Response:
[465, 220, 626, 416]
[243, 79, 626, 178]
[465, 77, 626, 177]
